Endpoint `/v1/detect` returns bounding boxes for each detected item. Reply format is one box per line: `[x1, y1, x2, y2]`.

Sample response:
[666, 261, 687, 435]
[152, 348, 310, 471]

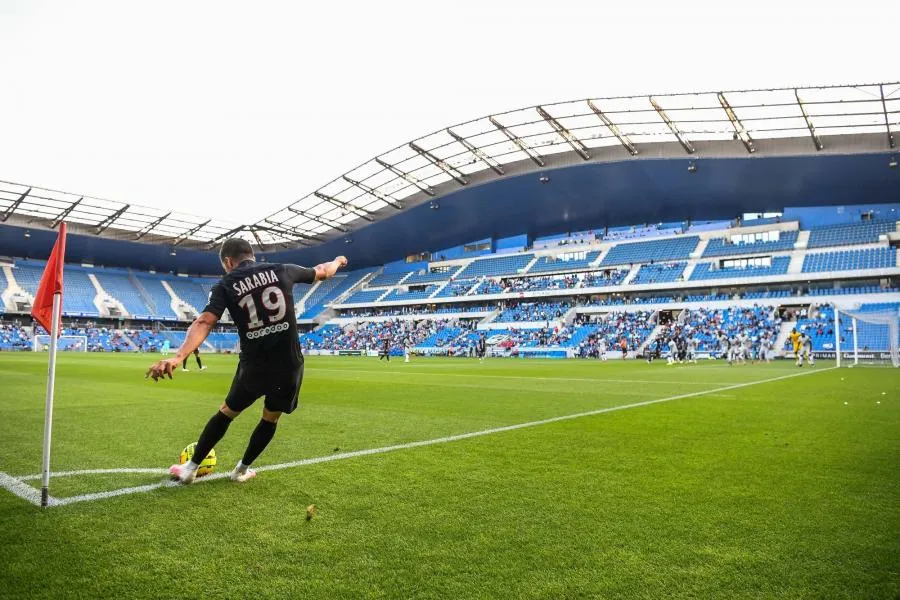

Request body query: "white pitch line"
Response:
[307, 367, 731, 386]
[17, 467, 168, 482]
[0, 471, 47, 507]
[10, 367, 833, 508]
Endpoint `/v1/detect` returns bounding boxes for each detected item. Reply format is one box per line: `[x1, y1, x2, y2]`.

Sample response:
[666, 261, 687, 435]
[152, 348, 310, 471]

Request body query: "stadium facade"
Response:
[1, 83, 898, 359]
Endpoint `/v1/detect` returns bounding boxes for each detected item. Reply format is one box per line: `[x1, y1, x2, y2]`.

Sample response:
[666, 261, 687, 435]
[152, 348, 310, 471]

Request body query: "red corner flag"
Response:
[31, 222, 67, 334]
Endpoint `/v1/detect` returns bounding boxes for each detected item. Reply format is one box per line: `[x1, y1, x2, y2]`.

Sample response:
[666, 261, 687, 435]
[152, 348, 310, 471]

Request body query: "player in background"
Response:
[789, 328, 801, 361]
[598, 336, 608, 362]
[182, 348, 206, 372]
[379, 337, 391, 361]
[717, 331, 729, 360]
[743, 331, 754, 364]
[687, 334, 698, 364]
[404, 337, 411, 363]
[477, 334, 487, 362]
[146, 238, 347, 484]
[666, 337, 679, 365]
[759, 332, 773, 363]
[797, 332, 815, 367]
[161, 339, 171, 356]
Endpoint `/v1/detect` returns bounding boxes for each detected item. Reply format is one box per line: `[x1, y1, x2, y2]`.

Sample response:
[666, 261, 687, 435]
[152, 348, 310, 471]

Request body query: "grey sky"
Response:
[0, 0, 896, 222]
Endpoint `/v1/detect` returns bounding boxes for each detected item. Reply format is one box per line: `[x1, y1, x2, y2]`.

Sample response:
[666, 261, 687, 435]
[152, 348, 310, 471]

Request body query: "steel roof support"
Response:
[342, 176, 403, 209]
[172, 219, 211, 246]
[795, 89, 824, 151]
[285, 207, 349, 233]
[1, 187, 31, 222]
[205, 225, 246, 248]
[254, 222, 314, 246]
[587, 100, 637, 156]
[409, 142, 469, 185]
[446, 128, 504, 175]
[880, 84, 895, 149]
[717, 92, 756, 154]
[489, 116, 545, 166]
[135, 212, 171, 240]
[313, 191, 375, 222]
[536, 106, 590, 160]
[375, 158, 436, 196]
[51, 197, 82, 229]
[95, 204, 130, 234]
[649, 97, 695, 154]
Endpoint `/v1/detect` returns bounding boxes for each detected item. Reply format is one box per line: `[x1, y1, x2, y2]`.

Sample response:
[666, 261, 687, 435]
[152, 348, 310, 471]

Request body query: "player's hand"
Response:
[334, 256, 348, 268]
[145, 358, 181, 381]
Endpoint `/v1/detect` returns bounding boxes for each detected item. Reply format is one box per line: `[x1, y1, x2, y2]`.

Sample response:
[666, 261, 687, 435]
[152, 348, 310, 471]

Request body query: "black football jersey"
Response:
[203, 260, 315, 368]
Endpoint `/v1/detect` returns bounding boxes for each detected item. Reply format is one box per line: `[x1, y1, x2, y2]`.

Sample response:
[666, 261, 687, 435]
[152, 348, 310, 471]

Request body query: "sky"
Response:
[0, 0, 897, 224]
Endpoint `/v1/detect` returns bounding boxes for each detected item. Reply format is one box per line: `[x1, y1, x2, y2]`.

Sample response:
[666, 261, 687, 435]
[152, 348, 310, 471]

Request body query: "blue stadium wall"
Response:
[1, 152, 898, 275]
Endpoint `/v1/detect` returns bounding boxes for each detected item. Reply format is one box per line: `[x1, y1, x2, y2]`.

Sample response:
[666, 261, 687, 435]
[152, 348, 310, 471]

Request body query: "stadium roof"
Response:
[1, 82, 897, 251]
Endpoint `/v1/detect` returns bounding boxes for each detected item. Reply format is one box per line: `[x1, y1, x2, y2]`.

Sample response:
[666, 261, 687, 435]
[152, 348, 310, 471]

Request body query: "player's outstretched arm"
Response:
[146, 311, 219, 381]
[314, 255, 348, 281]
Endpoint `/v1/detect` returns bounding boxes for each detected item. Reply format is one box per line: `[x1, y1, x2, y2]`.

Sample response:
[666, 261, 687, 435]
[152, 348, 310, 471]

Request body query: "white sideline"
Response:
[2, 367, 834, 508]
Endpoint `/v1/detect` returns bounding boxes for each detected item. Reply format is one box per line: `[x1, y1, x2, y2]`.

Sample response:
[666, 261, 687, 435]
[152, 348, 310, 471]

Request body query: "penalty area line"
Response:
[10, 366, 834, 508]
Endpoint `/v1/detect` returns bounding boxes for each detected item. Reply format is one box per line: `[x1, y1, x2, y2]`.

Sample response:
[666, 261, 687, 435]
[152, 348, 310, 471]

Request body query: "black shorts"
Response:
[224, 361, 304, 414]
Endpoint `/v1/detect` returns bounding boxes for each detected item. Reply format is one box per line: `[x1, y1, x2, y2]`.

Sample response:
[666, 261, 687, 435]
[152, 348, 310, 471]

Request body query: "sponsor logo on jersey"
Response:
[245, 321, 289, 340]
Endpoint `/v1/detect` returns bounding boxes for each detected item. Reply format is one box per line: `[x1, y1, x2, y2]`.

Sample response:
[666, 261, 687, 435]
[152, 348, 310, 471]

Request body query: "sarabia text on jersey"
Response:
[203, 260, 315, 369]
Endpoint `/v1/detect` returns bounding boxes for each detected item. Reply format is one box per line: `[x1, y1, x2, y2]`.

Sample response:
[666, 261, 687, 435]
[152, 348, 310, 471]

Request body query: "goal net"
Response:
[33, 335, 88, 353]
[836, 307, 899, 368]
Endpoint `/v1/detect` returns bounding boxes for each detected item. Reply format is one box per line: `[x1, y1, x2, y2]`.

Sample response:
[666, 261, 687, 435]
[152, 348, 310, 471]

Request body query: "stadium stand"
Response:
[631, 262, 686, 285]
[702, 231, 798, 257]
[454, 254, 534, 279]
[495, 301, 571, 323]
[403, 270, 456, 285]
[801, 248, 896, 273]
[599, 236, 699, 267]
[0, 321, 30, 351]
[380, 286, 440, 302]
[94, 272, 154, 319]
[344, 289, 388, 304]
[434, 279, 478, 298]
[367, 272, 410, 287]
[806, 220, 897, 249]
[61, 267, 100, 317]
[300, 271, 369, 318]
[528, 251, 600, 274]
[690, 257, 791, 280]
[167, 277, 213, 312]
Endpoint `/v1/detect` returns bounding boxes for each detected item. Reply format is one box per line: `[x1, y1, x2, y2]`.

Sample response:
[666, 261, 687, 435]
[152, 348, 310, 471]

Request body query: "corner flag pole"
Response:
[31, 222, 67, 508]
[40, 292, 61, 507]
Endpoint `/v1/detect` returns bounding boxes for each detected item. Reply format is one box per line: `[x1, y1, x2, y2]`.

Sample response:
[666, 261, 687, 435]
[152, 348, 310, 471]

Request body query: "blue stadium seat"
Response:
[367, 272, 410, 287]
[344, 289, 388, 304]
[528, 251, 600, 274]
[454, 254, 534, 279]
[599, 237, 699, 267]
[801, 248, 896, 273]
[690, 257, 790, 280]
[806, 220, 897, 249]
[632, 262, 686, 285]
[380, 286, 440, 302]
[702, 231, 798, 257]
[94, 272, 154, 319]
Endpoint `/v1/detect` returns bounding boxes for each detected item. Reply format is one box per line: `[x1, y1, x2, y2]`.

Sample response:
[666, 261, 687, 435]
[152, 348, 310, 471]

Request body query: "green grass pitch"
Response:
[0, 352, 897, 599]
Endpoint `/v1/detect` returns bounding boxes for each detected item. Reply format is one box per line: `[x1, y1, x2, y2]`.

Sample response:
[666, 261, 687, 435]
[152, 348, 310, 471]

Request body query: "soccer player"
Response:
[717, 331, 729, 360]
[666, 337, 679, 365]
[379, 337, 391, 361]
[789, 328, 801, 359]
[477, 334, 487, 362]
[687, 335, 698, 364]
[598, 336, 608, 362]
[146, 238, 347, 484]
[182, 348, 206, 372]
[161, 339, 171, 356]
[797, 332, 815, 367]
[404, 337, 411, 363]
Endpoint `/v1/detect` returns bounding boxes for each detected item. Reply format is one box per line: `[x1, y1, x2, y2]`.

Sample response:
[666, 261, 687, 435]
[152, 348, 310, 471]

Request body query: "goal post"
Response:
[33, 335, 88, 353]
[838, 307, 900, 368]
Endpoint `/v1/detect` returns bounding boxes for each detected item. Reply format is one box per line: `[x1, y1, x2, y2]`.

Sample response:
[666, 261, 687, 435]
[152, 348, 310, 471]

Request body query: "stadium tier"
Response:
[495, 301, 571, 323]
[403, 270, 456, 285]
[381, 285, 440, 302]
[166, 277, 212, 312]
[632, 262, 686, 285]
[801, 248, 896, 273]
[599, 236, 699, 267]
[528, 251, 600, 273]
[94, 272, 154, 319]
[344, 289, 389, 304]
[690, 256, 791, 280]
[434, 279, 479, 298]
[702, 231, 798, 257]
[806, 220, 897, 249]
[453, 254, 534, 279]
[366, 271, 410, 287]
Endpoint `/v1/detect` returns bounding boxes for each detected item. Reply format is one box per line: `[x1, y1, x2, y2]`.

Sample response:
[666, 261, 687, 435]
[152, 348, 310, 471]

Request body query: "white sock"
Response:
[184, 461, 200, 472]
[234, 461, 249, 473]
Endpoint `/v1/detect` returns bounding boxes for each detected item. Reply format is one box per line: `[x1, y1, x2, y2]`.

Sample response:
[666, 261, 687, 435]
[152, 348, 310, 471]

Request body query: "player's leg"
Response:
[196, 353, 205, 370]
[170, 364, 259, 484]
[233, 364, 304, 482]
[182, 357, 189, 372]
